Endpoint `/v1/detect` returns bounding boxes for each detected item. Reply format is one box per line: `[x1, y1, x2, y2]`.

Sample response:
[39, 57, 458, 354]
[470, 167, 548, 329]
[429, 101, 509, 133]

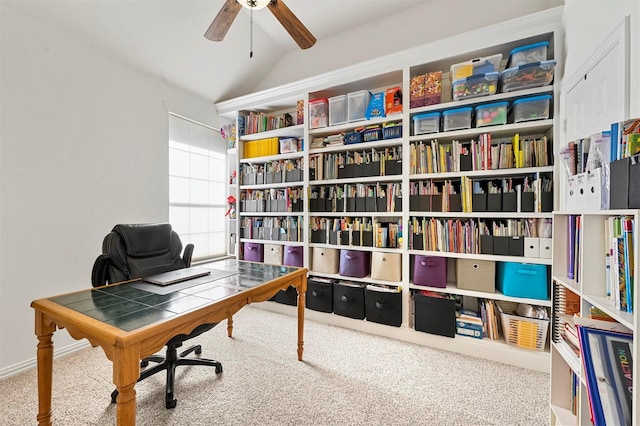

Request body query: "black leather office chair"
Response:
[91, 223, 222, 409]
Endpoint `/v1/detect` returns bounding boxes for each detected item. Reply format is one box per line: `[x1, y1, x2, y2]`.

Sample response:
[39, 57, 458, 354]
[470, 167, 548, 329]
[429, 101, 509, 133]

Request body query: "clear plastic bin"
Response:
[348, 90, 371, 122]
[507, 41, 549, 67]
[413, 112, 441, 135]
[328, 95, 347, 126]
[475, 101, 508, 127]
[443, 107, 472, 132]
[500, 60, 556, 92]
[452, 72, 499, 101]
[309, 98, 328, 129]
[513, 95, 552, 123]
[450, 54, 502, 80]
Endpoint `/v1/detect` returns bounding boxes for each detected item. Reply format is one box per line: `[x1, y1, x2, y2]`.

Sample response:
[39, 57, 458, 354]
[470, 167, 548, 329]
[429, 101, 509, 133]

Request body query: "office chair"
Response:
[91, 223, 222, 409]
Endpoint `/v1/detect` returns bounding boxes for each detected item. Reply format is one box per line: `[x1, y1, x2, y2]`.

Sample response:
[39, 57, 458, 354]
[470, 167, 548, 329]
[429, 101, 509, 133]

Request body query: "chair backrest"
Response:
[96, 223, 191, 285]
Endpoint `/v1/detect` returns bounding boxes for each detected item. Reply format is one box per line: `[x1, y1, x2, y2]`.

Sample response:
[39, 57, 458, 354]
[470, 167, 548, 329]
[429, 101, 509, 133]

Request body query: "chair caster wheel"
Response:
[195, 346, 202, 355]
[111, 390, 118, 404]
[166, 399, 177, 409]
[140, 360, 149, 368]
[216, 365, 223, 374]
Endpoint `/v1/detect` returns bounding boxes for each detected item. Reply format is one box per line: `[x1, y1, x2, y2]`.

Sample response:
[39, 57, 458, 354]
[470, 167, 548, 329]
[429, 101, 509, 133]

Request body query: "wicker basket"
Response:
[497, 301, 549, 351]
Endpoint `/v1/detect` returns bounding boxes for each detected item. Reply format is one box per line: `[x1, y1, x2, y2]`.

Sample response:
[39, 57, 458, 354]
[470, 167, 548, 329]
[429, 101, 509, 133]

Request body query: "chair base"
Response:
[111, 343, 222, 409]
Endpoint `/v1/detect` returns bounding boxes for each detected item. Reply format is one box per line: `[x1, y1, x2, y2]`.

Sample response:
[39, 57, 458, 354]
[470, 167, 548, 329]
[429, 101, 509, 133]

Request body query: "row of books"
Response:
[604, 215, 635, 313]
[239, 111, 295, 136]
[239, 216, 303, 242]
[408, 134, 552, 174]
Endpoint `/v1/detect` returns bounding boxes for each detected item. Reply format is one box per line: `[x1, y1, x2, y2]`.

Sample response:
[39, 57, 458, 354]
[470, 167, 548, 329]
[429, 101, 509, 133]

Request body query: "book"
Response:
[577, 326, 633, 426]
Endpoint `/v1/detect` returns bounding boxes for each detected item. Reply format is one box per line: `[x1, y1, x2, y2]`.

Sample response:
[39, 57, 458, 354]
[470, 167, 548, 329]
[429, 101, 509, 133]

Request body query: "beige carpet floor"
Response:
[0, 306, 549, 425]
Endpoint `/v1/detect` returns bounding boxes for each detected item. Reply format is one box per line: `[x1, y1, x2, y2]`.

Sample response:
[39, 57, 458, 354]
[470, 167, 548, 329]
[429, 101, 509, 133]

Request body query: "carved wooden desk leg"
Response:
[35, 311, 55, 426]
[113, 346, 140, 425]
[297, 274, 307, 361]
[227, 315, 233, 337]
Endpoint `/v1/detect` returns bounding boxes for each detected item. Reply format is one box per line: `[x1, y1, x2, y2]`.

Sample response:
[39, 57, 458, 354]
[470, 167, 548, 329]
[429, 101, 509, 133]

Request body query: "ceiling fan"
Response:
[204, 0, 316, 50]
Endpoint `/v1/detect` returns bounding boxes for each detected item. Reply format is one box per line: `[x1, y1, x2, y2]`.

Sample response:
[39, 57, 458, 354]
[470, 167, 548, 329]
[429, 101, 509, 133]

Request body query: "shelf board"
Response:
[309, 138, 402, 154]
[552, 340, 582, 376]
[308, 211, 401, 217]
[240, 238, 304, 246]
[409, 85, 554, 115]
[308, 271, 401, 286]
[240, 181, 304, 190]
[309, 175, 402, 186]
[408, 119, 553, 143]
[552, 275, 581, 294]
[240, 151, 303, 164]
[408, 249, 551, 265]
[408, 281, 552, 307]
[409, 211, 552, 219]
[409, 165, 554, 179]
[550, 403, 578, 426]
[239, 212, 303, 217]
[581, 293, 635, 330]
[308, 116, 402, 137]
[309, 243, 403, 253]
[239, 124, 304, 141]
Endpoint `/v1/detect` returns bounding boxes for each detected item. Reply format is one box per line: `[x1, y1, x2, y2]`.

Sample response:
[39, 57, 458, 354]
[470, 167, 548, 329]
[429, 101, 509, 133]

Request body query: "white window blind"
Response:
[168, 114, 227, 260]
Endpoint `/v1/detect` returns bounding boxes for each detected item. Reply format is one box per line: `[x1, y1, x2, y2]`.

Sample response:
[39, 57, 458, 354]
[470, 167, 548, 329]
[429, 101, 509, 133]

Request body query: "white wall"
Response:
[563, 0, 640, 116]
[0, 4, 220, 375]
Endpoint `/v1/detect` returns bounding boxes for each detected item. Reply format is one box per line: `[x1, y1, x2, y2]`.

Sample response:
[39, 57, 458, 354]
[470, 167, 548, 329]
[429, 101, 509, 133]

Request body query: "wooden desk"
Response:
[31, 260, 307, 425]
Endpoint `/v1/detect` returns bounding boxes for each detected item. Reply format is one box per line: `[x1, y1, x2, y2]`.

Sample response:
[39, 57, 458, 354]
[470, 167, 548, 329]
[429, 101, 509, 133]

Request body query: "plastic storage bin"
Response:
[309, 98, 328, 129]
[450, 54, 502, 80]
[513, 95, 552, 123]
[500, 60, 556, 92]
[507, 41, 549, 67]
[496, 262, 549, 300]
[328, 95, 347, 126]
[443, 107, 472, 132]
[452, 72, 499, 100]
[413, 112, 441, 135]
[348, 90, 371, 122]
[475, 101, 508, 127]
[497, 301, 550, 351]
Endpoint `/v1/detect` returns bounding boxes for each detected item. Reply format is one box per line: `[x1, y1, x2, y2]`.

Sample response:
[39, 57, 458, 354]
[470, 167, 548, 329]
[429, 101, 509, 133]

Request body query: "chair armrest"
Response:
[183, 243, 194, 268]
[91, 254, 113, 287]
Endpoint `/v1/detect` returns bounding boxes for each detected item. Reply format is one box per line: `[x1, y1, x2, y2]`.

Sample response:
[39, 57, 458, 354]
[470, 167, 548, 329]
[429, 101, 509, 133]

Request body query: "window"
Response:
[168, 114, 227, 260]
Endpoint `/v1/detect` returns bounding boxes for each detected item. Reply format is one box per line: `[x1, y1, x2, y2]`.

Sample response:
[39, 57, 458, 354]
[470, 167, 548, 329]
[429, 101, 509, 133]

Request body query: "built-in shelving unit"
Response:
[217, 7, 564, 373]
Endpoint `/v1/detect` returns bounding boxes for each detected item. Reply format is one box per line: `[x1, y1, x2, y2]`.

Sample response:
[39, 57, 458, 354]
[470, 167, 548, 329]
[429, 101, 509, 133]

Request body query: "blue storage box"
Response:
[496, 262, 549, 300]
[507, 41, 549, 67]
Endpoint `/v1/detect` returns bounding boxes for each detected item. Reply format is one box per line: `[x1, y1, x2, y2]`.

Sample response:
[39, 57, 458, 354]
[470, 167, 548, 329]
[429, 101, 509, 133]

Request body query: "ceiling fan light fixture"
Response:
[241, 0, 271, 10]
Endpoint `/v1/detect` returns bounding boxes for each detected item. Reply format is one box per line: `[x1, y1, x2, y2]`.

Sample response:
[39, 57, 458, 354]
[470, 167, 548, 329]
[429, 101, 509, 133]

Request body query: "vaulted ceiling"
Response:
[4, 0, 563, 104]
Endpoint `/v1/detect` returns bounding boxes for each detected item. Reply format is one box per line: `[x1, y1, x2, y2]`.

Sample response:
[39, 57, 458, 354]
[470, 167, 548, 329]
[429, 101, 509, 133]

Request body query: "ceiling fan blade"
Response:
[267, 0, 316, 49]
[204, 0, 242, 41]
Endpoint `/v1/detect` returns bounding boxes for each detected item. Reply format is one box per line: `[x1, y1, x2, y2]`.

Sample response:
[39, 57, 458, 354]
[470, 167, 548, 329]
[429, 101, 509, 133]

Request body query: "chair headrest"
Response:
[113, 223, 173, 257]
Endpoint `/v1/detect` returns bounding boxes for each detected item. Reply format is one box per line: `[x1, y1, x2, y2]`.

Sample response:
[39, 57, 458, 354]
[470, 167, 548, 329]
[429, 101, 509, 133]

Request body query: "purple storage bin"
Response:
[413, 255, 447, 288]
[244, 242, 264, 262]
[283, 246, 303, 267]
[339, 250, 370, 278]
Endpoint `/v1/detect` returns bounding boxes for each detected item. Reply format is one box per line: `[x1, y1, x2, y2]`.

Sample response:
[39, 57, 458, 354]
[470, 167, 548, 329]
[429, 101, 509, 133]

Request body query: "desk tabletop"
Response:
[44, 259, 299, 332]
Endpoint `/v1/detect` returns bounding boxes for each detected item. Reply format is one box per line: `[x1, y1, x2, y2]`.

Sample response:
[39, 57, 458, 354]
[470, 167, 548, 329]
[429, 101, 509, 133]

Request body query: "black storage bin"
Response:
[355, 197, 366, 212]
[306, 279, 333, 313]
[493, 236, 509, 256]
[361, 231, 373, 247]
[311, 229, 326, 244]
[473, 193, 487, 212]
[333, 282, 365, 319]
[347, 197, 357, 213]
[336, 198, 345, 213]
[376, 196, 388, 213]
[365, 288, 402, 327]
[508, 237, 525, 256]
[502, 192, 517, 212]
[540, 191, 553, 212]
[365, 197, 376, 212]
[274, 286, 298, 306]
[487, 192, 502, 212]
[340, 231, 350, 246]
[413, 233, 424, 251]
[480, 235, 493, 255]
[449, 194, 462, 212]
[521, 192, 535, 212]
[431, 194, 443, 212]
[414, 293, 456, 338]
[329, 230, 339, 245]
